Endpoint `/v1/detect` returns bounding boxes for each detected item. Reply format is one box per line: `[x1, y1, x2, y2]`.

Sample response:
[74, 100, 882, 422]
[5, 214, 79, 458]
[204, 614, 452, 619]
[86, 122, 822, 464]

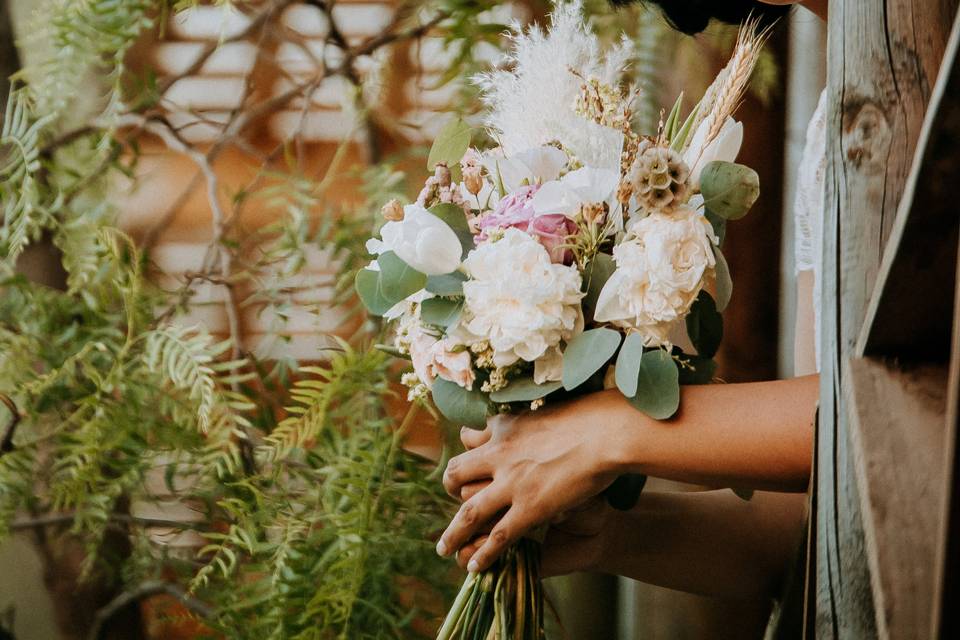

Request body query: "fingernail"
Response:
[467, 559, 479, 573]
[436, 540, 448, 556]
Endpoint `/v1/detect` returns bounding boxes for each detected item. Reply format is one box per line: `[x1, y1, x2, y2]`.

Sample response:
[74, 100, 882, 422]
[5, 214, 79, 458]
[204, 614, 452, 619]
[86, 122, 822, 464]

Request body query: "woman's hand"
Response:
[454, 496, 613, 578]
[436, 396, 626, 572]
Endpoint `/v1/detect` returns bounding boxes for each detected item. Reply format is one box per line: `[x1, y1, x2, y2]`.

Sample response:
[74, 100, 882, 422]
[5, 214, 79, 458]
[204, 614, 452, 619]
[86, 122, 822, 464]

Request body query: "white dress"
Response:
[793, 90, 827, 370]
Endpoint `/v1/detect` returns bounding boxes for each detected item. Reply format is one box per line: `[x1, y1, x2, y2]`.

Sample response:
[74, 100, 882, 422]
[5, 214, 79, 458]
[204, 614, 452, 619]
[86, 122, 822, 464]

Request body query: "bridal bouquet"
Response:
[355, 3, 766, 637]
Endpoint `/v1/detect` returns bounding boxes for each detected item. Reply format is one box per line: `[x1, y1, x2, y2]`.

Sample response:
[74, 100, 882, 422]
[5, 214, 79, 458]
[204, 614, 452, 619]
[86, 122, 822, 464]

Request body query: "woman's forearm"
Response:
[591, 375, 818, 492]
[595, 490, 808, 600]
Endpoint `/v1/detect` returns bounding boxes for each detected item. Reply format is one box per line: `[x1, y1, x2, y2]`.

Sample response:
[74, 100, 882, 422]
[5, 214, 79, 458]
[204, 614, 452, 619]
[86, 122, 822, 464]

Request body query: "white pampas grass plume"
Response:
[474, 1, 631, 170]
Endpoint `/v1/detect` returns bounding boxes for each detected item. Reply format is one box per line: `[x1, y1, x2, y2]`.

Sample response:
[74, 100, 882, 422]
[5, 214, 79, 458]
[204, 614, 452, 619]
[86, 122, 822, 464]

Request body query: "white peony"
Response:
[683, 116, 743, 189]
[481, 146, 568, 194]
[376, 204, 463, 275]
[456, 228, 584, 367]
[531, 166, 622, 227]
[595, 206, 718, 346]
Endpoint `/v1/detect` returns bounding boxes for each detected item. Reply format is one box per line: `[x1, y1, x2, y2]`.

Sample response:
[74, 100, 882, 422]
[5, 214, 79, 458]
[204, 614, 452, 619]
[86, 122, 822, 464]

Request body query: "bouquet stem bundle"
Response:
[436, 539, 544, 640]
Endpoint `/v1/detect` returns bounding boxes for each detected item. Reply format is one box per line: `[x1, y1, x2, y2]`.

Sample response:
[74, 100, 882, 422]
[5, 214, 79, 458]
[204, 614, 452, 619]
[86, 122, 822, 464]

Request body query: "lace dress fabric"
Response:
[794, 89, 827, 371]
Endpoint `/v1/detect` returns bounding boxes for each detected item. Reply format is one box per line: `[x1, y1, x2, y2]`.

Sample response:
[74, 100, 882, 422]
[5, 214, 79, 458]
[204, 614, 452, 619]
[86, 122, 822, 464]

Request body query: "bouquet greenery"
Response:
[354, 3, 768, 637]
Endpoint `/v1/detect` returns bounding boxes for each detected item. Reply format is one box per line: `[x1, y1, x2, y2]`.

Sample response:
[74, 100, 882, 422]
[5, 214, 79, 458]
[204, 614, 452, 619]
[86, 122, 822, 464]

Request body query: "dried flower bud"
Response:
[463, 167, 484, 195]
[580, 202, 607, 226]
[434, 163, 452, 188]
[381, 198, 404, 221]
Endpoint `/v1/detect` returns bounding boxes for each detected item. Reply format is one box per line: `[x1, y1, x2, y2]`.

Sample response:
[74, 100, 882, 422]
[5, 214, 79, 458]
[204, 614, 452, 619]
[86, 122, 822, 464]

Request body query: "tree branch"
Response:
[0, 393, 19, 455]
[85, 580, 215, 640]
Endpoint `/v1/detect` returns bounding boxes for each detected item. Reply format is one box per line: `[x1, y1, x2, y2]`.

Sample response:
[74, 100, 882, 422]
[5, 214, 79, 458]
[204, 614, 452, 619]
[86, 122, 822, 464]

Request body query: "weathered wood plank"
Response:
[933, 240, 960, 637]
[819, 1, 957, 637]
[857, 9, 960, 362]
[844, 358, 947, 639]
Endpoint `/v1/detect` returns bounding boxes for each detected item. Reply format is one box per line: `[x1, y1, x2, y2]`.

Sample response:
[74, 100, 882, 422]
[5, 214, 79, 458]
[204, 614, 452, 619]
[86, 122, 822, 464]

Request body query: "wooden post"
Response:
[819, 0, 959, 636]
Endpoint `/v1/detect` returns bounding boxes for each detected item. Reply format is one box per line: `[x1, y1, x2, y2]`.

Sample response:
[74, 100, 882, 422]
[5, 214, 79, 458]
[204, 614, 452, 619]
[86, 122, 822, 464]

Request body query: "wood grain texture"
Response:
[858, 10, 960, 362]
[934, 237, 960, 637]
[818, 1, 957, 637]
[844, 358, 947, 640]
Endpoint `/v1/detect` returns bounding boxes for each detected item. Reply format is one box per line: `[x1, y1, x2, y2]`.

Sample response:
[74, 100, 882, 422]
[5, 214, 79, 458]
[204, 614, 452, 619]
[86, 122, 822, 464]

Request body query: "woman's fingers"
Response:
[460, 479, 491, 502]
[436, 484, 508, 558]
[464, 506, 534, 573]
[442, 448, 493, 498]
[460, 426, 491, 450]
[455, 535, 488, 570]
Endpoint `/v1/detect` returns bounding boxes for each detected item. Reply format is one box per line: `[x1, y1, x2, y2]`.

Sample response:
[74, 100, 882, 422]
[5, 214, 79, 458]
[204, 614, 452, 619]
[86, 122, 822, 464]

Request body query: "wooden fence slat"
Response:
[857, 9, 960, 362]
[819, 1, 957, 636]
[844, 358, 948, 639]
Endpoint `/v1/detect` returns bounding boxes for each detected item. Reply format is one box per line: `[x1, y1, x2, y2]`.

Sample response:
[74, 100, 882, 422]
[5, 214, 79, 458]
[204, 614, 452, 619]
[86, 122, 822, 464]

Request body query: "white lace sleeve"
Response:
[793, 90, 827, 273]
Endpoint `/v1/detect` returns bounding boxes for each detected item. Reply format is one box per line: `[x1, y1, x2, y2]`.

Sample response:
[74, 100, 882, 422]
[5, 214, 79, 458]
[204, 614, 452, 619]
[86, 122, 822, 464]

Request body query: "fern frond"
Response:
[0, 89, 56, 264]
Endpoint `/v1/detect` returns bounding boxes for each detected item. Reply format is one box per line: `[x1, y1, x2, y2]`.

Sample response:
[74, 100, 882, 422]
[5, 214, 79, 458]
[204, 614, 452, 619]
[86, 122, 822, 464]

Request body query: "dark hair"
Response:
[610, 0, 790, 36]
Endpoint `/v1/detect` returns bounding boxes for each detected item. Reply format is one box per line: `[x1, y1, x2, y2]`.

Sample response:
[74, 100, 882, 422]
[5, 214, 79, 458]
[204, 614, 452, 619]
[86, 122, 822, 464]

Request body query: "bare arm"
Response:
[454, 489, 809, 601]
[594, 490, 808, 599]
[437, 376, 818, 570]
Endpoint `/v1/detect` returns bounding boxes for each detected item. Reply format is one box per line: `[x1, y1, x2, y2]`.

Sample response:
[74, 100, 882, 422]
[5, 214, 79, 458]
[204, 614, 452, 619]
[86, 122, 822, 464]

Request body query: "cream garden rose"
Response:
[455, 228, 584, 367]
[594, 206, 718, 346]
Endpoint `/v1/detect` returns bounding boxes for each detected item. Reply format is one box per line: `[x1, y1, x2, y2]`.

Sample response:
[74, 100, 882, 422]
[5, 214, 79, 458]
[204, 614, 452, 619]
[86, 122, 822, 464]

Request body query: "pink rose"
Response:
[478, 185, 577, 264]
[408, 329, 476, 390]
[429, 340, 476, 390]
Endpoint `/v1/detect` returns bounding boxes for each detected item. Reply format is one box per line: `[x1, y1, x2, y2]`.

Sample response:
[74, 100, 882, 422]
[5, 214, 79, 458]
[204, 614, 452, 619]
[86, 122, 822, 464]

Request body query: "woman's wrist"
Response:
[587, 390, 652, 479]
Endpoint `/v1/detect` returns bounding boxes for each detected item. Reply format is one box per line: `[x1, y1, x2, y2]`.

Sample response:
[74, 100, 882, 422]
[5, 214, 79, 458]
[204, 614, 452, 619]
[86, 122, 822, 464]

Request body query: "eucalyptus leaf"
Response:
[706, 209, 727, 246]
[377, 251, 427, 303]
[432, 378, 488, 428]
[429, 203, 475, 257]
[582, 253, 616, 321]
[714, 247, 732, 312]
[628, 349, 679, 420]
[615, 333, 645, 398]
[427, 118, 471, 171]
[675, 352, 717, 385]
[374, 343, 409, 360]
[354, 268, 394, 316]
[700, 161, 760, 221]
[426, 271, 468, 296]
[489, 379, 563, 403]
[420, 297, 463, 328]
[562, 328, 622, 391]
[605, 473, 648, 511]
[686, 291, 723, 359]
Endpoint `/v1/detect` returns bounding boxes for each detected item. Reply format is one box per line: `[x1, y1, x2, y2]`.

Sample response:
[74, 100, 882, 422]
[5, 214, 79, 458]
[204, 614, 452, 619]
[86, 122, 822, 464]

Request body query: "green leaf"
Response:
[664, 92, 684, 141]
[429, 203, 475, 257]
[427, 118, 472, 170]
[700, 161, 760, 221]
[671, 101, 701, 151]
[562, 328, 622, 391]
[733, 488, 755, 501]
[354, 268, 394, 316]
[426, 271, 468, 296]
[675, 352, 717, 385]
[714, 247, 732, 312]
[605, 473, 648, 511]
[374, 343, 410, 359]
[628, 349, 680, 420]
[489, 379, 563, 403]
[706, 209, 727, 246]
[615, 333, 645, 398]
[685, 291, 723, 359]
[420, 297, 463, 328]
[432, 378, 488, 428]
[377, 251, 427, 303]
[582, 253, 616, 321]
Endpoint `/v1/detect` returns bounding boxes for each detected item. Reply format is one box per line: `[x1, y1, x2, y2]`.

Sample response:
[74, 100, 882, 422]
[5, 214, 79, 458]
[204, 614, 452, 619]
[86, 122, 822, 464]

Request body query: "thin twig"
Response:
[0, 393, 19, 455]
[10, 511, 210, 532]
[85, 580, 215, 640]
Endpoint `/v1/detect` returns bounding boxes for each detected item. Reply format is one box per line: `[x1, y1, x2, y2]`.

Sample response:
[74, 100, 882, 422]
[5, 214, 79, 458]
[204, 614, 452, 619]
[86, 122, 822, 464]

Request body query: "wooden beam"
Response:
[858, 9, 960, 362]
[933, 236, 960, 637]
[844, 358, 948, 639]
[818, 0, 957, 636]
